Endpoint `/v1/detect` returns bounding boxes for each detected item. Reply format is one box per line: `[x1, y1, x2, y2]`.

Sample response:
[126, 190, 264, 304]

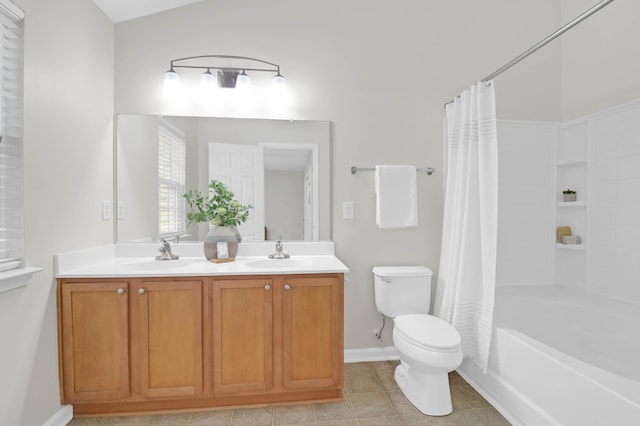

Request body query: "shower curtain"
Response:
[434, 81, 498, 372]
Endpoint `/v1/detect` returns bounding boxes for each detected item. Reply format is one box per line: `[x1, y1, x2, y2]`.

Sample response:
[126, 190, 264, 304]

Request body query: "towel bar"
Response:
[350, 166, 435, 175]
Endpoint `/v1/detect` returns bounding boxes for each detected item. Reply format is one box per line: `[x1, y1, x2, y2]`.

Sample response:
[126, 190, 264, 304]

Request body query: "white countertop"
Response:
[55, 242, 349, 278]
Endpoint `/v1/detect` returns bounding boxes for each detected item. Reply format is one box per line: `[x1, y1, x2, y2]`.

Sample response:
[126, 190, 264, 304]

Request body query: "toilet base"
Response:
[394, 361, 453, 416]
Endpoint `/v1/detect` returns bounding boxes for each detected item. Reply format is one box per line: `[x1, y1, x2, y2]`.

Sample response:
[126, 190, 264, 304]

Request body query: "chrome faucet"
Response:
[268, 240, 290, 259]
[156, 238, 179, 260]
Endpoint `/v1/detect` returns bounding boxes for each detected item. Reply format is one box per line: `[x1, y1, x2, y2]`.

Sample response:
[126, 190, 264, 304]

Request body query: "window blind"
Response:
[158, 122, 186, 237]
[0, 1, 24, 273]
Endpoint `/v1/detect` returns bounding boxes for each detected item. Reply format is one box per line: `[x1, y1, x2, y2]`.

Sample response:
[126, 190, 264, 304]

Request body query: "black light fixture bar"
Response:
[168, 55, 281, 75]
[163, 54, 287, 96]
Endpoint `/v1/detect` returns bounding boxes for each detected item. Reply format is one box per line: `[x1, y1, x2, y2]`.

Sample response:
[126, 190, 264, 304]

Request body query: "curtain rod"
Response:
[445, 0, 616, 106]
[351, 166, 435, 175]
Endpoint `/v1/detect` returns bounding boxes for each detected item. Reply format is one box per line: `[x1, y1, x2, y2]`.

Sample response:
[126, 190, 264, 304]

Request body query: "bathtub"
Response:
[458, 286, 640, 425]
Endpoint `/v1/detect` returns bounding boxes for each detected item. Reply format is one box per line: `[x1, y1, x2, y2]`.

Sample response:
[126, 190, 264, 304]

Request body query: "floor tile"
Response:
[273, 404, 315, 425]
[398, 415, 446, 426]
[345, 370, 385, 394]
[145, 413, 191, 425]
[441, 408, 485, 426]
[358, 416, 402, 425]
[188, 409, 234, 425]
[376, 371, 400, 392]
[386, 390, 421, 416]
[448, 372, 467, 387]
[458, 386, 490, 409]
[230, 406, 273, 426]
[344, 362, 374, 375]
[68, 418, 104, 426]
[101, 415, 149, 425]
[472, 407, 511, 425]
[316, 421, 358, 426]
[314, 396, 356, 422]
[350, 392, 395, 419]
[370, 360, 400, 374]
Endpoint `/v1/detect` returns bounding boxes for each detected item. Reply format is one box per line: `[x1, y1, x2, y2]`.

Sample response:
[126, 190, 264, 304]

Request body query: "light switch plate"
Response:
[343, 201, 354, 219]
[102, 200, 112, 221]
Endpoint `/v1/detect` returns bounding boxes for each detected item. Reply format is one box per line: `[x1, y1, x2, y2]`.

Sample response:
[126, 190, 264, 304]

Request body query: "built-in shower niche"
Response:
[555, 120, 588, 287]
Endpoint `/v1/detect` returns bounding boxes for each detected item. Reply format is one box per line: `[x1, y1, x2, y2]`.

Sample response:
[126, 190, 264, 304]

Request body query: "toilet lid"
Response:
[394, 314, 461, 350]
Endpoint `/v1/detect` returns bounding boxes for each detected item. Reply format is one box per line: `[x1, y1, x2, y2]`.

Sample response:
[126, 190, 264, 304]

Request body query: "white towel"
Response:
[375, 165, 418, 228]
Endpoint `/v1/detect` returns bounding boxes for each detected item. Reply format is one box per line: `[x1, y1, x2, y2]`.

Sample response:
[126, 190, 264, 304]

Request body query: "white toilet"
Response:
[373, 266, 462, 416]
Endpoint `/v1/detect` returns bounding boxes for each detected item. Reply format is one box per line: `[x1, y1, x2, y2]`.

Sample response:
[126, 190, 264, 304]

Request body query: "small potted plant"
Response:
[183, 180, 253, 262]
[562, 189, 577, 202]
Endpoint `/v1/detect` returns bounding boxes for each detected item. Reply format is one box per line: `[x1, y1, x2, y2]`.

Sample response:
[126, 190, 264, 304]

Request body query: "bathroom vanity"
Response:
[55, 242, 347, 416]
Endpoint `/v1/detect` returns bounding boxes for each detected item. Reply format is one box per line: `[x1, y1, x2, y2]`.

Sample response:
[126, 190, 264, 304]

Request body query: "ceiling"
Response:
[93, 0, 204, 23]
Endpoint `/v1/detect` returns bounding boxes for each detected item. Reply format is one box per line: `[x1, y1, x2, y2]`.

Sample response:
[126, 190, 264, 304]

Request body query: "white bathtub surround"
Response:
[460, 286, 640, 425]
[55, 241, 348, 277]
[435, 81, 499, 372]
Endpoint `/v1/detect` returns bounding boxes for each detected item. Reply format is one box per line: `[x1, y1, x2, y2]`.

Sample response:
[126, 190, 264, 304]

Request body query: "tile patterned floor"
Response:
[69, 361, 510, 426]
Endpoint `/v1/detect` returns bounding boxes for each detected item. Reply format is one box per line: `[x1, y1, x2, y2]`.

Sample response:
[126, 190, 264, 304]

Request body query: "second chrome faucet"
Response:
[268, 240, 290, 259]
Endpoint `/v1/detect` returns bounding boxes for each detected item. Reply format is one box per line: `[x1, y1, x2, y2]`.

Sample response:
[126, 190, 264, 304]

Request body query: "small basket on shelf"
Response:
[562, 189, 577, 202]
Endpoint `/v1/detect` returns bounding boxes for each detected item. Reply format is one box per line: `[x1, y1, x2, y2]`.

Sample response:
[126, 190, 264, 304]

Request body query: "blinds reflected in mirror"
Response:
[158, 119, 186, 237]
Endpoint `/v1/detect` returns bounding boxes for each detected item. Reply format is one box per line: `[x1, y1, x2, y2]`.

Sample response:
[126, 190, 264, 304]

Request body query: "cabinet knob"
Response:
[117, 288, 125, 295]
[264, 284, 271, 291]
[138, 288, 146, 295]
[284, 284, 291, 291]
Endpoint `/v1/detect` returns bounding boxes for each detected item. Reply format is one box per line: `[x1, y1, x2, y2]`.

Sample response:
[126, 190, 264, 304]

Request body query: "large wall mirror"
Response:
[116, 114, 332, 243]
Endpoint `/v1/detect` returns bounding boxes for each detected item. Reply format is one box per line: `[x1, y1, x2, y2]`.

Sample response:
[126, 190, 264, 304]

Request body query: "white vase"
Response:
[203, 225, 241, 261]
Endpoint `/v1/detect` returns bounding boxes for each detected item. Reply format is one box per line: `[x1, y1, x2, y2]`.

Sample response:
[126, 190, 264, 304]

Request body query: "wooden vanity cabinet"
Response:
[59, 281, 131, 402]
[58, 278, 204, 405]
[281, 276, 343, 390]
[133, 279, 203, 399]
[209, 275, 343, 398]
[211, 277, 274, 394]
[58, 272, 343, 415]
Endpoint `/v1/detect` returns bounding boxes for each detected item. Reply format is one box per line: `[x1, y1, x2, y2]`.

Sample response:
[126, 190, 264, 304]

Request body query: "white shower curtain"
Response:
[434, 81, 498, 372]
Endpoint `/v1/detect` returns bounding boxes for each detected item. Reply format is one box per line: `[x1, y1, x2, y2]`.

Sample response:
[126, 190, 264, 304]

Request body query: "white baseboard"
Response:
[344, 346, 399, 363]
[43, 405, 73, 426]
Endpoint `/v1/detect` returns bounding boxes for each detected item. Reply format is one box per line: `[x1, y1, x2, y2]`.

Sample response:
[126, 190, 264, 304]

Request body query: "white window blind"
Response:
[0, 1, 24, 273]
[158, 121, 186, 237]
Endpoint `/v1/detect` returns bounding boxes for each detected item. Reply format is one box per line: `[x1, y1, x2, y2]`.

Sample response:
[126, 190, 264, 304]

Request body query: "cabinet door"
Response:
[136, 280, 203, 398]
[212, 278, 273, 394]
[60, 282, 130, 402]
[282, 276, 343, 389]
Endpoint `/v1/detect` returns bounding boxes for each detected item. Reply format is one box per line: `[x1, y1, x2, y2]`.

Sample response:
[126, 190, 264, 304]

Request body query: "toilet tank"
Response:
[373, 266, 433, 318]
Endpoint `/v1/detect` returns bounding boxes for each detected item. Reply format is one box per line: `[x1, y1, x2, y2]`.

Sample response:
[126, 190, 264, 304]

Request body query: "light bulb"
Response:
[200, 69, 217, 98]
[236, 70, 251, 90]
[272, 73, 287, 92]
[163, 68, 181, 98]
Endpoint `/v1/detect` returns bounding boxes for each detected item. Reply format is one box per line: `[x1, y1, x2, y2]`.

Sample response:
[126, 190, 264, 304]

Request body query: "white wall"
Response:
[114, 0, 562, 349]
[117, 114, 160, 241]
[561, 0, 640, 120]
[0, 1, 114, 425]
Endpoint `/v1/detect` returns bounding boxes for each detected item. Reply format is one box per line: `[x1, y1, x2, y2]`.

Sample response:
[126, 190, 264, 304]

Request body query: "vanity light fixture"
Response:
[163, 55, 286, 97]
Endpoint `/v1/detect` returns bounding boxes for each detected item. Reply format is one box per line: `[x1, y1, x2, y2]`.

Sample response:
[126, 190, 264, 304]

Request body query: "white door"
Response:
[209, 143, 265, 241]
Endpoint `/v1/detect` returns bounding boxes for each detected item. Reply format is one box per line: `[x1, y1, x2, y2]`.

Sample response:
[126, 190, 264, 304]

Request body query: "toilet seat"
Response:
[394, 314, 461, 352]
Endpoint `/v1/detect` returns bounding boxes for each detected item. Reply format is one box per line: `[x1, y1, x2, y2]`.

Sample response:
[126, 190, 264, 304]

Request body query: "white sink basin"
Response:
[244, 258, 312, 270]
[120, 259, 192, 271]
